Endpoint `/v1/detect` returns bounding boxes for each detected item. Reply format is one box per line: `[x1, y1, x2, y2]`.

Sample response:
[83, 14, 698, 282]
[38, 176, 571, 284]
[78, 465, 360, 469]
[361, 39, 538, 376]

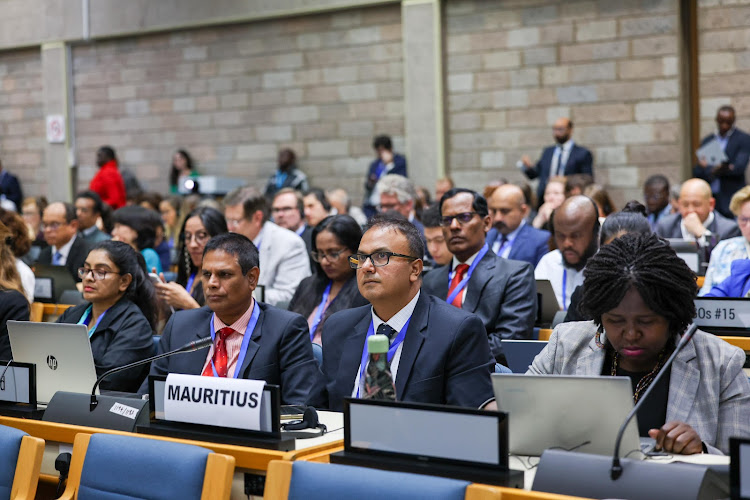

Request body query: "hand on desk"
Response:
[648, 421, 703, 455]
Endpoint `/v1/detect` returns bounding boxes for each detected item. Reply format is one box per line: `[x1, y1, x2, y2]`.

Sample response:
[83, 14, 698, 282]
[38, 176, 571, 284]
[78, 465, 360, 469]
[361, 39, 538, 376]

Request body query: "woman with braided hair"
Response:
[529, 232, 750, 455]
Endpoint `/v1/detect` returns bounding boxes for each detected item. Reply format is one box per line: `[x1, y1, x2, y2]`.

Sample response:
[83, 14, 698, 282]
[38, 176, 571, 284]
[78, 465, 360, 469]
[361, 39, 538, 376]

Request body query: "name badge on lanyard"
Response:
[77, 305, 109, 338]
[355, 318, 410, 398]
[207, 301, 260, 379]
[309, 282, 332, 341]
[446, 244, 489, 305]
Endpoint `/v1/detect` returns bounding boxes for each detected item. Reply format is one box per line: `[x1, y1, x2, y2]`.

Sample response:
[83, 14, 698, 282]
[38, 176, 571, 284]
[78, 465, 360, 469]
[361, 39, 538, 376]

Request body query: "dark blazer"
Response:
[308, 293, 494, 411]
[139, 303, 319, 405]
[0, 170, 22, 209]
[37, 236, 90, 282]
[58, 298, 154, 392]
[363, 154, 407, 216]
[0, 290, 29, 361]
[421, 250, 536, 361]
[288, 274, 369, 337]
[299, 225, 315, 270]
[524, 144, 593, 209]
[485, 224, 551, 267]
[693, 129, 750, 218]
[655, 211, 740, 257]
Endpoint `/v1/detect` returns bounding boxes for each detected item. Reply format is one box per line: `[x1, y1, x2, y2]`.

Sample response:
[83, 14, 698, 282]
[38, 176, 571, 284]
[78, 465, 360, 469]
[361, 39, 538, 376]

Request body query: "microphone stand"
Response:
[90, 337, 212, 411]
[610, 323, 699, 479]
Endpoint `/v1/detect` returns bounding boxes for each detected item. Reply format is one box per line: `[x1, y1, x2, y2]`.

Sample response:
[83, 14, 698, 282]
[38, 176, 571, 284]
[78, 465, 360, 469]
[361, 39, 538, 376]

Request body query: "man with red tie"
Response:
[422, 188, 536, 364]
[140, 233, 318, 404]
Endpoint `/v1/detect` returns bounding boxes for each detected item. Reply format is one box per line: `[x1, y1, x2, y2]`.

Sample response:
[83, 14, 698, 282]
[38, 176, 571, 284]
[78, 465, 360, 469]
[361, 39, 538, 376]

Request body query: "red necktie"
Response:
[447, 263, 470, 308]
[202, 327, 233, 377]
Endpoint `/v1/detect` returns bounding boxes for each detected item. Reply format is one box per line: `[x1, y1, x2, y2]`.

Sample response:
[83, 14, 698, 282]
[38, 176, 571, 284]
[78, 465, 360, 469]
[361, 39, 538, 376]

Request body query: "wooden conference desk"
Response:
[0, 412, 343, 499]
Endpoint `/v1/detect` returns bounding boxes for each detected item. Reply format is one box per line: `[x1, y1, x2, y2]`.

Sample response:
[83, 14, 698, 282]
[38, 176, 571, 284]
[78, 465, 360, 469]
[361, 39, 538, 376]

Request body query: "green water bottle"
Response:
[363, 334, 396, 401]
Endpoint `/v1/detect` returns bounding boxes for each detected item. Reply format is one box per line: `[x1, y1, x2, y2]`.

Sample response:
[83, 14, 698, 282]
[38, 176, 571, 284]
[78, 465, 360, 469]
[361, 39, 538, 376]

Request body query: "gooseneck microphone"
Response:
[610, 322, 699, 480]
[89, 336, 212, 411]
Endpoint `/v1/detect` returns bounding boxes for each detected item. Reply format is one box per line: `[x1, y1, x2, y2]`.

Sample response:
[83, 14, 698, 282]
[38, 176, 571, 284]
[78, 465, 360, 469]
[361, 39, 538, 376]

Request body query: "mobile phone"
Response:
[148, 273, 162, 284]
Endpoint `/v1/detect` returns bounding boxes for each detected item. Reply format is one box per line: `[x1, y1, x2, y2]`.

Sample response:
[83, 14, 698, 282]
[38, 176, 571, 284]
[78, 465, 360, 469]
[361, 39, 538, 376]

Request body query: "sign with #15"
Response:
[693, 298, 750, 329]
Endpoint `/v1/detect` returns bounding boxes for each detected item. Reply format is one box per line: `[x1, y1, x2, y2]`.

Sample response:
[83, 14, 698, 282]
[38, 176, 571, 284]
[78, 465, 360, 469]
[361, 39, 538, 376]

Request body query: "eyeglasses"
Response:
[378, 203, 400, 212]
[183, 231, 210, 244]
[78, 267, 122, 280]
[43, 222, 66, 231]
[739, 217, 750, 226]
[349, 251, 418, 269]
[311, 248, 348, 263]
[440, 212, 478, 227]
[271, 206, 297, 214]
[225, 219, 244, 228]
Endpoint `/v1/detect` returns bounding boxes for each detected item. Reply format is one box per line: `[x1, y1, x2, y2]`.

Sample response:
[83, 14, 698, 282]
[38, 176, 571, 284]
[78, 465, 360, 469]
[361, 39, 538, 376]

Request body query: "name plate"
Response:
[163, 374, 265, 431]
[694, 298, 750, 329]
[0, 362, 35, 405]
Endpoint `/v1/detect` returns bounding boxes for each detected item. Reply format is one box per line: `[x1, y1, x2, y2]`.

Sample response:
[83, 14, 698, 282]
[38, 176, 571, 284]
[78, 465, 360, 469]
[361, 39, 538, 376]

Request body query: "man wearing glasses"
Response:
[223, 186, 310, 308]
[309, 214, 495, 411]
[422, 189, 536, 365]
[38, 202, 91, 282]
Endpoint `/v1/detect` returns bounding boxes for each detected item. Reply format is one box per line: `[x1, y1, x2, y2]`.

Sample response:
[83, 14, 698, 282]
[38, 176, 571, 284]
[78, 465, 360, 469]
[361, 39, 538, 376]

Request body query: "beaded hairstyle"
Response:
[581, 232, 698, 340]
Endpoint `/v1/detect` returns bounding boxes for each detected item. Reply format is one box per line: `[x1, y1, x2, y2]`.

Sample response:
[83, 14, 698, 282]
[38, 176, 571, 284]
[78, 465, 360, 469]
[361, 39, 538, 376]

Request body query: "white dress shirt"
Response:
[534, 249, 584, 310]
[52, 234, 77, 266]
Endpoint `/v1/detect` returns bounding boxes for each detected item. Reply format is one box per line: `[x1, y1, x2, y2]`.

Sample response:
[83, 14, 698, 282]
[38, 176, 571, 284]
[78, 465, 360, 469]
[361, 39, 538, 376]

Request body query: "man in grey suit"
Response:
[75, 191, 111, 245]
[422, 188, 536, 364]
[655, 178, 739, 257]
[224, 186, 311, 308]
[139, 233, 318, 404]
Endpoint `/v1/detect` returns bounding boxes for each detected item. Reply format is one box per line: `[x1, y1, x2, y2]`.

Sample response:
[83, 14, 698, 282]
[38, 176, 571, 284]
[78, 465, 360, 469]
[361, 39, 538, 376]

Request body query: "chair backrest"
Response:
[284, 460, 470, 500]
[0, 424, 44, 500]
[311, 342, 323, 367]
[29, 302, 43, 322]
[60, 433, 234, 500]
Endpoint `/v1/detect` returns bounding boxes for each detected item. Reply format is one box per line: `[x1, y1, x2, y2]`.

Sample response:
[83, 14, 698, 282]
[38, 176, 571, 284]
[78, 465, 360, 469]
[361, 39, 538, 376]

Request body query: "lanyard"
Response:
[561, 268, 568, 312]
[77, 305, 109, 338]
[208, 301, 260, 378]
[186, 272, 196, 294]
[309, 282, 332, 341]
[374, 161, 386, 179]
[355, 318, 411, 398]
[275, 172, 288, 189]
[446, 244, 489, 304]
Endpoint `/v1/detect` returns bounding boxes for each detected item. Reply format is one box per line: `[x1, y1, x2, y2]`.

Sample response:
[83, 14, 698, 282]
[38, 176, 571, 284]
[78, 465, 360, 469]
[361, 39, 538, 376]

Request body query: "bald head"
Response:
[488, 184, 528, 235]
[552, 195, 598, 270]
[553, 117, 573, 144]
[679, 178, 715, 222]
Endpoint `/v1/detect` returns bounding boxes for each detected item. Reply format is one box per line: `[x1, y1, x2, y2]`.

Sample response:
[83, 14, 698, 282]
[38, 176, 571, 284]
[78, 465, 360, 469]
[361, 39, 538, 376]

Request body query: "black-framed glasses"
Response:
[78, 267, 122, 281]
[440, 212, 478, 227]
[183, 231, 210, 244]
[349, 251, 418, 269]
[311, 249, 348, 263]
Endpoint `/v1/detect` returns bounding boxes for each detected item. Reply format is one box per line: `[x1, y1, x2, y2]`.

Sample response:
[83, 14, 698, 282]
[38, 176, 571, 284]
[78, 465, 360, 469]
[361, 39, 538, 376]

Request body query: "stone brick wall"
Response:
[0, 49, 46, 199]
[72, 4, 404, 198]
[698, 0, 750, 141]
[444, 0, 682, 206]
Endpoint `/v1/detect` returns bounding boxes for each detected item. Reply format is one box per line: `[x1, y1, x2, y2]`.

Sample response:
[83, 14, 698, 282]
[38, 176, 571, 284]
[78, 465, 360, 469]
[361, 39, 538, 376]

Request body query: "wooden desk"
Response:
[0, 413, 343, 499]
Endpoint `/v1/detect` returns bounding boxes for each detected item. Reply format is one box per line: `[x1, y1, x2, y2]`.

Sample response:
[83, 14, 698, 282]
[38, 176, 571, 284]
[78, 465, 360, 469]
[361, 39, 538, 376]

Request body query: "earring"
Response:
[595, 326, 606, 348]
[184, 247, 191, 278]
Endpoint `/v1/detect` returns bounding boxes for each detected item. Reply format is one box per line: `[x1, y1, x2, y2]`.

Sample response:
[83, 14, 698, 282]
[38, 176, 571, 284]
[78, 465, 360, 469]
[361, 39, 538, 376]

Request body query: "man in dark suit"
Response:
[363, 135, 407, 218]
[485, 184, 550, 267]
[693, 105, 750, 218]
[139, 233, 318, 404]
[422, 189, 536, 363]
[38, 202, 90, 282]
[0, 159, 22, 210]
[309, 214, 494, 411]
[522, 118, 593, 209]
[656, 178, 740, 257]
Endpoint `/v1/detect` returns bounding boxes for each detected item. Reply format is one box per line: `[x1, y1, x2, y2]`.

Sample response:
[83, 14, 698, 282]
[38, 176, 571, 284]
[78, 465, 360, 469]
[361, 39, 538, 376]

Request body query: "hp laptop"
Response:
[492, 374, 648, 458]
[7, 321, 98, 405]
[500, 340, 547, 373]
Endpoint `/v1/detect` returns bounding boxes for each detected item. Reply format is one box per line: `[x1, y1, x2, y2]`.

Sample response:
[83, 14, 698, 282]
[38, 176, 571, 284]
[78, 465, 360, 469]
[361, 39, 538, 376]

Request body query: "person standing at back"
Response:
[363, 135, 407, 218]
[89, 146, 126, 210]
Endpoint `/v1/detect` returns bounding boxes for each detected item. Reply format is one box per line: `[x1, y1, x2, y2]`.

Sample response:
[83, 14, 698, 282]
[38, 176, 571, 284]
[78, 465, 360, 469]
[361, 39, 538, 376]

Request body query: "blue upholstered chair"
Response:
[311, 342, 323, 367]
[0, 424, 44, 500]
[264, 460, 509, 500]
[58, 433, 235, 500]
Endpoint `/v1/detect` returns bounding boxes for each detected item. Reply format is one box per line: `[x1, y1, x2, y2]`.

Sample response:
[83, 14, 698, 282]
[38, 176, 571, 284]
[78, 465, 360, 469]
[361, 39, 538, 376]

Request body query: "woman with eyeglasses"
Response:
[154, 207, 227, 310]
[289, 215, 368, 344]
[56, 241, 156, 392]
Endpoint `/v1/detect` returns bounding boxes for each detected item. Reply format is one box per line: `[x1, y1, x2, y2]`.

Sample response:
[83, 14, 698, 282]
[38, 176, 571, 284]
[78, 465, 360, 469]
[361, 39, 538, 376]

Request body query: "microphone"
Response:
[89, 336, 212, 411]
[610, 322, 699, 480]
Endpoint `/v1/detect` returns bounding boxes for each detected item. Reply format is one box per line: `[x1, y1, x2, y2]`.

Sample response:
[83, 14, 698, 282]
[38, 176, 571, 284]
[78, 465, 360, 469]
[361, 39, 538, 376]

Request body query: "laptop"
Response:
[33, 264, 79, 303]
[535, 280, 561, 327]
[492, 374, 648, 458]
[7, 321, 98, 405]
[666, 239, 704, 276]
[500, 340, 547, 373]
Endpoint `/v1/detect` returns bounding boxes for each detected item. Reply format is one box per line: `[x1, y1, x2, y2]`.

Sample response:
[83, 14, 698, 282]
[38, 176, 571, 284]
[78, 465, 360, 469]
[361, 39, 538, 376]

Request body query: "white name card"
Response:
[163, 374, 265, 431]
[694, 299, 750, 329]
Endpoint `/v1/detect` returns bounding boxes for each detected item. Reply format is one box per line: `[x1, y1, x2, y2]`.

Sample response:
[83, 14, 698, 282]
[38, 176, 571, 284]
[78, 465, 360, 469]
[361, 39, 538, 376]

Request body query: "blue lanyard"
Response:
[275, 172, 288, 189]
[186, 272, 196, 294]
[561, 268, 568, 311]
[446, 244, 489, 304]
[356, 317, 411, 398]
[309, 282, 332, 341]
[77, 305, 109, 338]
[208, 301, 260, 378]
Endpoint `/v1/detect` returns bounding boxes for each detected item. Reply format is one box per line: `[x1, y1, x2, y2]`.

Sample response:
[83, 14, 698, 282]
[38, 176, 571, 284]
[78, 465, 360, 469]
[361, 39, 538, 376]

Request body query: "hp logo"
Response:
[47, 355, 58, 370]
